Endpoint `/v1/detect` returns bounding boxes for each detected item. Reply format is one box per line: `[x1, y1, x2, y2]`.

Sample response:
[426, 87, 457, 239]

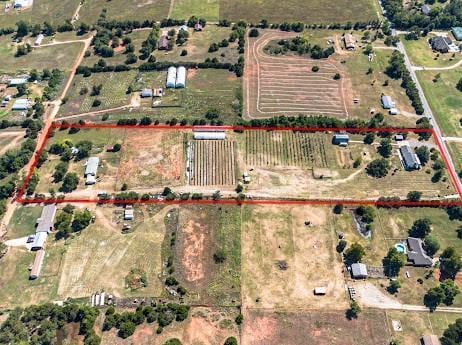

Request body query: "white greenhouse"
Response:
[193, 131, 226, 140]
[166, 66, 177, 88]
[175, 66, 187, 88]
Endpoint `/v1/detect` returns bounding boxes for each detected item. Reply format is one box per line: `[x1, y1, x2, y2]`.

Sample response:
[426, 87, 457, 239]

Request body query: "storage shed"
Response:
[314, 286, 327, 295]
[140, 88, 152, 98]
[8, 77, 28, 86]
[12, 99, 29, 110]
[381, 95, 395, 109]
[31, 232, 48, 251]
[389, 107, 398, 115]
[193, 131, 226, 140]
[166, 66, 177, 88]
[344, 34, 356, 50]
[452, 27, 462, 41]
[158, 35, 170, 50]
[34, 34, 44, 46]
[124, 209, 134, 220]
[30, 249, 45, 280]
[175, 66, 186, 88]
[351, 263, 368, 279]
[332, 134, 349, 146]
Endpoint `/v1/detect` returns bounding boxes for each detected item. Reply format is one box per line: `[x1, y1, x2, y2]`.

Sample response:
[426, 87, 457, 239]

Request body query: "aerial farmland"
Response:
[0, 0, 462, 344]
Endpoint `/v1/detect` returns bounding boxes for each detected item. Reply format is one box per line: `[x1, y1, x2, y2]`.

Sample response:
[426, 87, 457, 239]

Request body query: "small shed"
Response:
[243, 172, 250, 184]
[389, 107, 398, 115]
[30, 249, 45, 280]
[394, 134, 404, 141]
[351, 263, 368, 279]
[332, 134, 349, 146]
[344, 34, 356, 50]
[124, 209, 134, 220]
[452, 27, 462, 41]
[8, 77, 28, 86]
[158, 35, 170, 50]
[140, 88, 153, 98]
[153, 88, 163, 97]
[381, 95, 395, 109]
[421, 4, 431, 15]
[194, 23, 203, 31]
[12, 99, 29, 110]
[314, 286, 327, 295]
[34, 34, 44, 46]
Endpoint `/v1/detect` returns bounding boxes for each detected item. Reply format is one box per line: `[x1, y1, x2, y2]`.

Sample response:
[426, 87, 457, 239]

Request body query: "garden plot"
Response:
[245, 30, 347, 119]
[188, 139, 236, 186]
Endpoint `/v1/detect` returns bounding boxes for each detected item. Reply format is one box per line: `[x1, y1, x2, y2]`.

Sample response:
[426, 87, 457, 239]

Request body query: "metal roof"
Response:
[400, 145, 421, 170]
[36, 204, 57, 233]
[381, 95, 394, 109]
[166, 66, 177, 88]
[193, 131, 226, 140]
[351, 263, 368, 278]
[85, 157, 99, 176]
[31, 232, 48, 251]
[30, 249, 45, 279]
[175, 66, 186, 88]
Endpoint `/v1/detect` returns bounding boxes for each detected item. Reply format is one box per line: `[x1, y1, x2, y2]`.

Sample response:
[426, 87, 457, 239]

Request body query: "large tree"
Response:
[383, 247, 406, 277]
[344, 243, 365, 265]
[409, 218, 432, 238]
[440, 247, 462, 280]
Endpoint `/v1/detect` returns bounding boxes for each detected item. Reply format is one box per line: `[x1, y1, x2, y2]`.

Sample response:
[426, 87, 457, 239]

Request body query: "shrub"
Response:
[312, 65, 319, 72]
[213, 250, 226, 263]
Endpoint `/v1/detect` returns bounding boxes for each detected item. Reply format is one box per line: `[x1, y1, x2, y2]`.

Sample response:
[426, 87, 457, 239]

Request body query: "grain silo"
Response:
[166, 66, 177, 88]
[175, 66, 187, 88]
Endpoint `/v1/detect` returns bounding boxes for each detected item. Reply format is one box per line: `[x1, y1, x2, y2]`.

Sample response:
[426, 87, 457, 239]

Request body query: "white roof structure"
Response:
[85, 157, 99, 176]
[166, 66, 177, 88]
[85, 175, 96, 185]
[193, 131, 226, 140]
[314, 286, 327, 295]
[351, 263, 368, 278]
[31, 232, 48, 251]
[9, 77, 28, 85]
[175, 66, 186, 88]
[34, 34, 44, 46]
[14, 0, 32, 8]
[124, 209, 134, 220]
[12, 99, 29, 110]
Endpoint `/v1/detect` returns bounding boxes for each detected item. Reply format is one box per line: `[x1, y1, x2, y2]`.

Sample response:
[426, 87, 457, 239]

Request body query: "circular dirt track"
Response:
[244, 30, 349, 119]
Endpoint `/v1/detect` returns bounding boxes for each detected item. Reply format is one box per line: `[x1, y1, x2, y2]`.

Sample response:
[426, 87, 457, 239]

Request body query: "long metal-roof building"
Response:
[85, 157, 99, 177]
[193, 131, 226, 140]
[36, 204, 57, 233]
[31, 232, 48, 251]
[166, 66, 177, 88]
[30, 249, 45, 280]
[175, 66, 186, 88]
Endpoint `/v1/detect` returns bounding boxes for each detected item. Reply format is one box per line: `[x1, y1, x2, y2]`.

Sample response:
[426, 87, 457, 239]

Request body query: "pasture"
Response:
[5, 205, 42, 239]
[78, 0, 170, 24]
[448, 142, 462, 174]
[188, 139, 236, 186]
[57, 205, 167, 298]
[0, 0, 78, 27]
[401, 34, 462, 68]
[242, 309, 388, 345]
[173, 205, 241, 305]
[0, 35, 82, 73]
[241, 205, 347, 310]
[219, 0, 377, 24]
[417, 69, 462, 137]
[58, 70, 137, 116]
[245, 30, 347, 119]
[170, 0, 219, 21]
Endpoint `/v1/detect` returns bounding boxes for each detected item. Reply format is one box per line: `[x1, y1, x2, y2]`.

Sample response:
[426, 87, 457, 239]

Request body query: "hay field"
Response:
[245, 30, 347, 119]
[57, 206, 168, 298]
[241, 205, 347, 310]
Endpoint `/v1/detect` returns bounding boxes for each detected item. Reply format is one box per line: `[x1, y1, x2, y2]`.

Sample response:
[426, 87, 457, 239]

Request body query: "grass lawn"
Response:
[448, 142, 462, 175]
[0, 35, 83, 73]
[6, 206, 42, 239]
[343, 48, 417, 126]
[219, 0, 377, 23]
[78, 0, 170, 24]
[0, 0, 79, 27]
[401, 34, 462, 68]
[386, 310, 461, 344]
[171, 0, 219, 21]
[417, 69, 462, 137]
[154, 25, 238, 64]
[58, 70, 137, 115]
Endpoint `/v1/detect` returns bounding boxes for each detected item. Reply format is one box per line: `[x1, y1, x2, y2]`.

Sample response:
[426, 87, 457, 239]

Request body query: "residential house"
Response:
[344, 34, 356, 50]
[381, 95, 395, 109]
[407, 237, 433, 267]
[332, 134, 349, 146]
[36, 204, 57, 233]
[400, 145, 421, 170]
[8, 77, 28, 86]
[12, 99, 29, 110]
[430, 36, 452, 53]
[85, 157, 99, 185]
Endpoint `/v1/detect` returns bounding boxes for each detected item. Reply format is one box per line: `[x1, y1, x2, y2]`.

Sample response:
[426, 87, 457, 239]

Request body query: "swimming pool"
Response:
[395, 243, 407, 254]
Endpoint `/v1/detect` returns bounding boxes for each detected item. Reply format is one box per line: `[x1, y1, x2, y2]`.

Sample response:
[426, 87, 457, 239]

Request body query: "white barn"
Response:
[166, 66, 177, 88]
[175, 66, 186, 88]
[34, 34, 44, 46]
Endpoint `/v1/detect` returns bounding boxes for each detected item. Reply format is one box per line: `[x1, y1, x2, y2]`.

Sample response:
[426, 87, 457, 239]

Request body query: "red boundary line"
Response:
[16, 124, 462, 207]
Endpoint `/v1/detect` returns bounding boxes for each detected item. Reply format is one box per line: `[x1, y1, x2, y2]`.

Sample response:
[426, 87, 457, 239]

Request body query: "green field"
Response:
[448, 142, 462, 175]
[153, 25, 238, 64]
[401, 34, 462, 68]
[58, 70, 137, 115]
[0, 35, 82, 73]
[417, 69, 462, 137]
[0, 0, 78, 27]
[219, 0, 377, 23]
[171, 0, 219, 21]
[5, 206, 42, 239]
[78, 0, 170, 24]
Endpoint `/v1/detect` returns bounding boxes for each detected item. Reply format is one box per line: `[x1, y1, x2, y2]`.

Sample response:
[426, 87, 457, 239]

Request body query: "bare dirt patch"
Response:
[181, 219, 206, 282]
[117, 129, 184, 189]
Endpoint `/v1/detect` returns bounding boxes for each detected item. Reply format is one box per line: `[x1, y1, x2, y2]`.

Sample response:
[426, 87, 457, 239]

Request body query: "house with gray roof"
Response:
[407, 237, 433, 267]
[400, 145, 421, 170]
[85, 157, 100, 185]
[36, 204, 57, 233]
[430, 36, 452, 53]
